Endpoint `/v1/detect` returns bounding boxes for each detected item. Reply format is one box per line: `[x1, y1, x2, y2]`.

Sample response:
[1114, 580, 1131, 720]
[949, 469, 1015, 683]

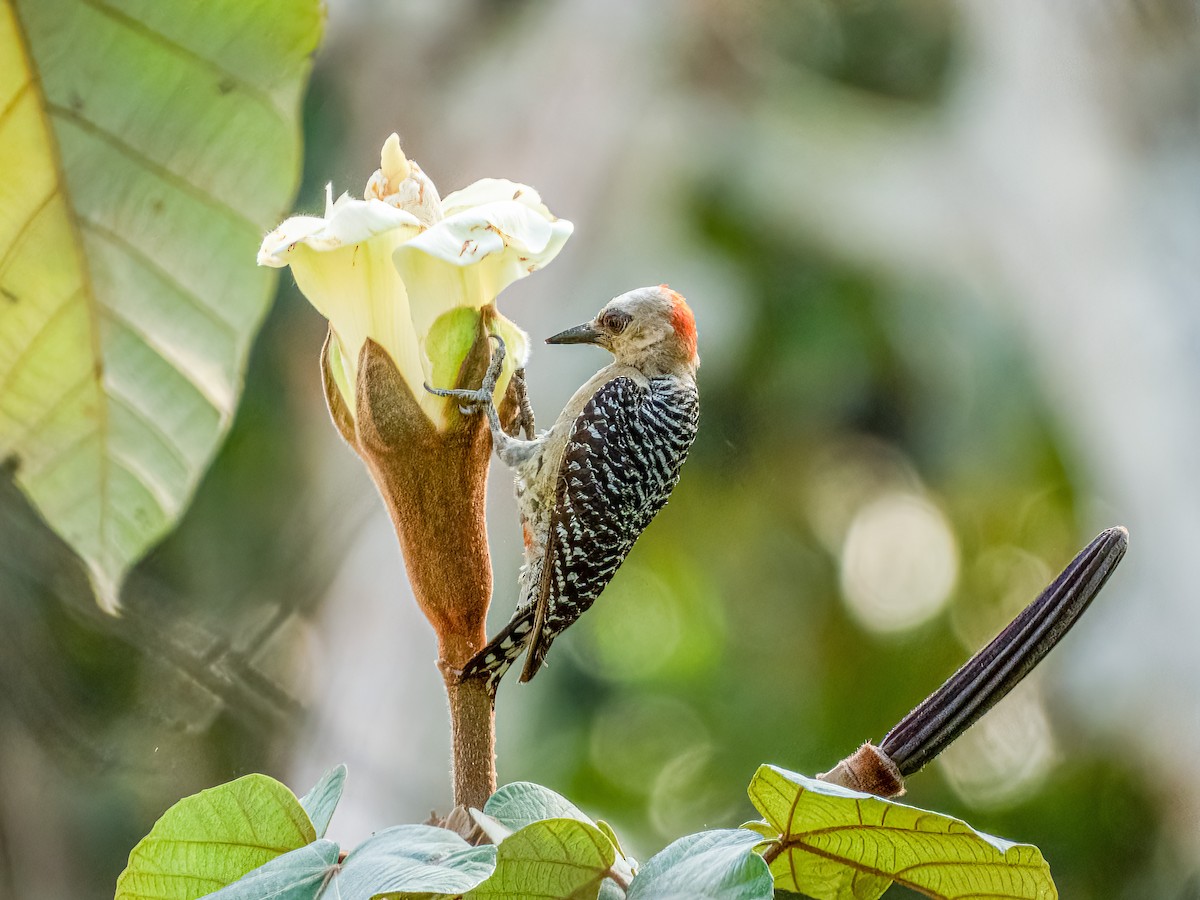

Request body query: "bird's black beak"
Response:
[545, 322, 603, 345]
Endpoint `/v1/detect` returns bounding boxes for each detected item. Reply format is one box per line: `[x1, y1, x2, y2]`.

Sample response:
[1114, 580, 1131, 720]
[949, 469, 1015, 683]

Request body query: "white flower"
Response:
[257, 134, 573, 427]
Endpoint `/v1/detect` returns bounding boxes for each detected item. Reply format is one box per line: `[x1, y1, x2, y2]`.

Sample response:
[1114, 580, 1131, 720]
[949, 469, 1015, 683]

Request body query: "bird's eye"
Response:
[598, 310, 632, 334]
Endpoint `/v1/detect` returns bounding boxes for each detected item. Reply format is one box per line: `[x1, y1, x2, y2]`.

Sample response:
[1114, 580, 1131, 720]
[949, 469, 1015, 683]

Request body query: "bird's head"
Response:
[545, 285, 699, 376]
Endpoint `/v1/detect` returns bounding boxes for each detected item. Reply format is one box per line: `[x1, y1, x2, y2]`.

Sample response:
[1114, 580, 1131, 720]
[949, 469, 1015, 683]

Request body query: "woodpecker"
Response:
[428, 285, 700, 687]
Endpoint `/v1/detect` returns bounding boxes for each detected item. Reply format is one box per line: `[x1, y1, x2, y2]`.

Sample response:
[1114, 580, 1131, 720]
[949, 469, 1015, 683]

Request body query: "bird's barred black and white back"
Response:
[463, 375, 700, 688]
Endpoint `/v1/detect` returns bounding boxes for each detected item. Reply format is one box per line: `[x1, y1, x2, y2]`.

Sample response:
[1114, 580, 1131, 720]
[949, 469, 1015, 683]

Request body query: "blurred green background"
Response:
[2, 1, 1197, 898]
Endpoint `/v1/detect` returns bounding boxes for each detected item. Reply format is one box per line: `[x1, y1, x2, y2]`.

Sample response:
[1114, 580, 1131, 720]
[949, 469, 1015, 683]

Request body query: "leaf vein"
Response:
[893, 857, 1048, 876]
[18, 422, 96, 482]
[79, 0, 290, 124]
[46, 102, 262, 235]
[100, 305, 230, 417]
[106, 388, 192, 477]
[0, 286, 83, 400]
[0, 77, 32, 134]
[0, 373, 92, 454]
[0, 185, 58, 279]
[80, 217, 241, 336]
[777, 838, 950, 900]
[136, 836, 298, 851]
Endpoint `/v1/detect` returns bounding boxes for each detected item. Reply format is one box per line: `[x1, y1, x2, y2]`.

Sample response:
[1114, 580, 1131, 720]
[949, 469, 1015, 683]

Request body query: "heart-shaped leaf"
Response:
[747, 765, 1056, 900]
[115, 773, 317, 900]
[627, 829, 772, 900]
[471, 818, 614, 900]
[482, 782, 633, 888]
[482, 781, 594, 832]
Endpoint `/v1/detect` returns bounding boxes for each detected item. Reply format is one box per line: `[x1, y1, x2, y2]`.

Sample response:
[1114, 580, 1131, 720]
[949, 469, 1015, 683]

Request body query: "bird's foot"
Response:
[425, 334, 507, 414]
[509, 367, 536, 439]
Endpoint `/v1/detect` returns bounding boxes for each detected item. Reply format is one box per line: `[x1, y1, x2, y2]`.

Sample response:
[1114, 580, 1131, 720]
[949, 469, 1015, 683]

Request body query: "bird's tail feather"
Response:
[518, 635, 555, 682]
[519, 620, 559, 682]
[462, 607, 537, 690]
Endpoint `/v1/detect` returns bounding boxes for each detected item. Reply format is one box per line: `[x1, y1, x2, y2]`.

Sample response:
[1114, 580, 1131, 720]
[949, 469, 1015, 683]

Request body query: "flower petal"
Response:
[324, 327, 356, 418]
[286, 233, 425, 415]
[363, 136, 443, 226]
[321, 197, 424, 247]
[440, 178, 553, 219]
[258, 193, 429, 413]
[393, 200, 573, 346]
[258, 196, 423, 263]
[257, 214, 329, 267]
[490, 311, 530, 399]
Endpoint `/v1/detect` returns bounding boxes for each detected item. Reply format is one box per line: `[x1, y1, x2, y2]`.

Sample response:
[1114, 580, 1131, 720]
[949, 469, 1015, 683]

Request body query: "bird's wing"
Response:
[520, 375, 698, 681]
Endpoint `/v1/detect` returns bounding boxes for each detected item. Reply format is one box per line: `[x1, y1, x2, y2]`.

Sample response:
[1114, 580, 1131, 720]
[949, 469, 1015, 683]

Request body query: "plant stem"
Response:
[760, 840, 783, 866]
[445, 675, 497, 810]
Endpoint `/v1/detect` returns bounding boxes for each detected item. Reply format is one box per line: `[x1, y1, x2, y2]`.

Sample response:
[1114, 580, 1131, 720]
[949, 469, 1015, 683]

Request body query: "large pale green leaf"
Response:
[0, 0, 322, 610]
[114, 773, 317, 900]
[747, 765, 1056, 900]
[627, 829, 772, 900]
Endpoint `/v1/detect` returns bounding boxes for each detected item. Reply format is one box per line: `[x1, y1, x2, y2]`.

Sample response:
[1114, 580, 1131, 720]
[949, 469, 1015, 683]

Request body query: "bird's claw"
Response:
[509, 368, 536, 439]
[423, 383, 488, 417]
[423, 384, 490, 411]
[424, 335, 507, 412]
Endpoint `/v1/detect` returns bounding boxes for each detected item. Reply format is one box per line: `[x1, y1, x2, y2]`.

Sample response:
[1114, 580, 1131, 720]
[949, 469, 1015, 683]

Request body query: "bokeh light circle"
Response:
[839, 491, 960, 633]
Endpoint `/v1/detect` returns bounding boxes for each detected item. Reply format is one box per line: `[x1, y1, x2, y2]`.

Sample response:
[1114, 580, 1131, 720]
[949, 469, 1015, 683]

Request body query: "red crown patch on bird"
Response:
[661, 284, 698, 362]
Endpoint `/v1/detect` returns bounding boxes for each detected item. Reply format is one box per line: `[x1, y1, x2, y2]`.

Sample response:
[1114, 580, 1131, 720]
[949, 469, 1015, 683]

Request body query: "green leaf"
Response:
[299, 764, 347, 839]
[594, 820, 626, 860]
[201, 840, 340, 900]
[747, 765, 1057, 900]
[469, 818, 615, 900]
[483, 782, 595, 832]
[114, 773, 317, 900]
[479, 783, 634, 895]
[332, 825, 495, 897]
[740, 820, 776, 840]
[0, 0, 322, 610]
[594, 820, 634, 900]
[627, 829, 772, 900]
[384, 818, 616, 900]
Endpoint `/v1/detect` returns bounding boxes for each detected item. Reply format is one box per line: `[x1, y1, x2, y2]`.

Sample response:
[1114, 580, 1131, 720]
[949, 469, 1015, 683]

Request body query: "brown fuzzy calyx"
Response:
[319, 310, 519, 672]
[817, 743, 906, 798]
